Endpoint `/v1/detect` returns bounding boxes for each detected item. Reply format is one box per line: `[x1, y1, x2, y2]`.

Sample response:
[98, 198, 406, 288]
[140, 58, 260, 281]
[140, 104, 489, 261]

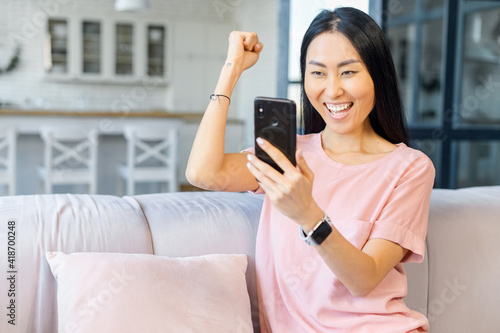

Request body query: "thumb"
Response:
[296, 149, 314, 181]
[253, 42, 264, 54]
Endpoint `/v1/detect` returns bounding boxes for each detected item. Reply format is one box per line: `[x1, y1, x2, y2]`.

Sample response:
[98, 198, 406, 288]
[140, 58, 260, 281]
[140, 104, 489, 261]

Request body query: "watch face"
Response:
[312, 221, 333, 245]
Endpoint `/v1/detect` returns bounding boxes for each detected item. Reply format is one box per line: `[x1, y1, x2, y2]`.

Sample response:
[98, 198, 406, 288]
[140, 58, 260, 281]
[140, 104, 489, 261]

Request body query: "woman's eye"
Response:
[311, 71, 324, 76]
[341, 71, 357, 76]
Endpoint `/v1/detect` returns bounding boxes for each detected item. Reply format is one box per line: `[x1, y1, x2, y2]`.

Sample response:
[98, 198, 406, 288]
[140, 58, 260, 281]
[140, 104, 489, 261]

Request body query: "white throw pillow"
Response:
[46, 251, 253, 333]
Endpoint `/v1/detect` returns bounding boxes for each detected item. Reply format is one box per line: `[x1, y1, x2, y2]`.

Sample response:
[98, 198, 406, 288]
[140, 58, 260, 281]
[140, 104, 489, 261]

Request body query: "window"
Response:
[383, 0, 500, 188]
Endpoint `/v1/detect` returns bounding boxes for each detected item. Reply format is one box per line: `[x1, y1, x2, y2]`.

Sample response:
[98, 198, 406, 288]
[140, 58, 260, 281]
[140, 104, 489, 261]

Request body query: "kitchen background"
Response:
[0, 0, 280, 195]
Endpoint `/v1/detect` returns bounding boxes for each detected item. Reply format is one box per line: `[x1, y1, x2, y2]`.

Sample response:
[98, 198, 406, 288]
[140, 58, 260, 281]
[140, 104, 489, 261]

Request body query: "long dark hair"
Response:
[300, 7, 409, 145]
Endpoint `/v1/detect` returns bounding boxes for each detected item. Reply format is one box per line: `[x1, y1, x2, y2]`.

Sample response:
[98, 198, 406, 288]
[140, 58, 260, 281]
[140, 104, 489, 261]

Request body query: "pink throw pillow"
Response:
[46, 251, 253, 333]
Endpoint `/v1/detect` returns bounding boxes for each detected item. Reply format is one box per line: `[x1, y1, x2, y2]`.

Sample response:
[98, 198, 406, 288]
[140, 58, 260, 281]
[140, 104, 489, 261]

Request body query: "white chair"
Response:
[117, 126, 179, 196]
[0, 128, 17, 196]
[38, 127, 99, 194]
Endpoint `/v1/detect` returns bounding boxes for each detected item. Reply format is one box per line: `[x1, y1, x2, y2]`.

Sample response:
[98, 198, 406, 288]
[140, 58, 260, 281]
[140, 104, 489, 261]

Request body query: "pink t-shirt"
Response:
[243, 132, 435, 333]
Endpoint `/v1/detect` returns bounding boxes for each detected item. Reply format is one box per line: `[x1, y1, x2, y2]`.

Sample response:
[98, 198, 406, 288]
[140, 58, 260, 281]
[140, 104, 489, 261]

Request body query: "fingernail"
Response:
[247, 154, 252, 161]
[247, 162, 251, 169]
[256, 137, 264, 145]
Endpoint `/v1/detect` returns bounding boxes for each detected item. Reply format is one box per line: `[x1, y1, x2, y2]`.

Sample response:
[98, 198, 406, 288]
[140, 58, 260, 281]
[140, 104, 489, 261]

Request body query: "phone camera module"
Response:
[258, 105, 265, 118]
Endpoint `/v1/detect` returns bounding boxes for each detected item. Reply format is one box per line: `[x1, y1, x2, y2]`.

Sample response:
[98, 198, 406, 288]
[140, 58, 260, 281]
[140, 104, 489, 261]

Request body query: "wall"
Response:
[233, 0, 280, 150]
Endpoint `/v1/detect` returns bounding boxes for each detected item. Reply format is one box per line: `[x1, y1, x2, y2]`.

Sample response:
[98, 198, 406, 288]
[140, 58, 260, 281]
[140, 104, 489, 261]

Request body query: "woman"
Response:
[186, 7, 435, 333]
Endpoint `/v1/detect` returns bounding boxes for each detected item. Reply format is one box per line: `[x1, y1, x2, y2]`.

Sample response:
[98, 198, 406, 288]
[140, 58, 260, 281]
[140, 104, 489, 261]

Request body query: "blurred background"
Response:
[0, 0, 499, 195]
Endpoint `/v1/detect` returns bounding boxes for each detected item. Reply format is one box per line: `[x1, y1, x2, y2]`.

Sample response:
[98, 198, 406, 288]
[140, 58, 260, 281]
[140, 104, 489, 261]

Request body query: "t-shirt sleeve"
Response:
[369, 155, 435, 263]
[240, 146, 265, 195]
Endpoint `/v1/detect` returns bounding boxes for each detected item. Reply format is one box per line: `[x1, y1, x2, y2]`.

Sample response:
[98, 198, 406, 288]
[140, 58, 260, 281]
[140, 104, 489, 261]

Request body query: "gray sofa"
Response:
[1, 186, 499, 332]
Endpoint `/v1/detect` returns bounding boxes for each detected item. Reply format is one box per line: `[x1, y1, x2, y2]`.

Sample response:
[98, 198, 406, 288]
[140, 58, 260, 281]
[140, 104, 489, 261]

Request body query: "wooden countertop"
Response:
[0, 109, 245, 124]
[0, 109, 200, 119]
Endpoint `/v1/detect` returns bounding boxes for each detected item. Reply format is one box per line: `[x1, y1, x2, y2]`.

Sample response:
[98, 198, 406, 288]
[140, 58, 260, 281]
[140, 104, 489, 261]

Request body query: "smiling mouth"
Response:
[325, 102, 353, 116]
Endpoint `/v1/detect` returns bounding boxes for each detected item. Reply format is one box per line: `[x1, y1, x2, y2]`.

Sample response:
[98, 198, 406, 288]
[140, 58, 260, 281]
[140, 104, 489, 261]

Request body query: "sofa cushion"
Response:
[46, 251, 253, 333]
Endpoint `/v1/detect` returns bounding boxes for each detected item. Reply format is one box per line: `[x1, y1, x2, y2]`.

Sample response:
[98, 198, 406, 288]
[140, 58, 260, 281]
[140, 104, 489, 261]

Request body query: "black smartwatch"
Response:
[299, 213, 332, 246]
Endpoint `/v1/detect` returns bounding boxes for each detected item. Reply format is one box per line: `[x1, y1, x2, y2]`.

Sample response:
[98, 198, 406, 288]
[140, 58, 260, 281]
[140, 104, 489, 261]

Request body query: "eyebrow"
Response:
[308, 59, 361, 68]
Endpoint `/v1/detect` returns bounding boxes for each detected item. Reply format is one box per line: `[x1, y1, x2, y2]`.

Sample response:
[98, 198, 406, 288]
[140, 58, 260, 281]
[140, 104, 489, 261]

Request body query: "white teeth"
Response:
[331, 110, 346, 115]
[326, 103, 352, 115]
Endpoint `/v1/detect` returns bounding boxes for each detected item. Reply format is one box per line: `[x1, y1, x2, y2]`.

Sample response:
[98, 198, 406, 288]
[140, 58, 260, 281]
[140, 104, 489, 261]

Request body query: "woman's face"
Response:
[304, 31, 375, 136]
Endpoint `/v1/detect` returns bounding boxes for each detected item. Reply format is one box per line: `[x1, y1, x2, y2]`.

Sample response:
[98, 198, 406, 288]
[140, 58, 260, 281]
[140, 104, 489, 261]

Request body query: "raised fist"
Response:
[226, 31, 264, 73]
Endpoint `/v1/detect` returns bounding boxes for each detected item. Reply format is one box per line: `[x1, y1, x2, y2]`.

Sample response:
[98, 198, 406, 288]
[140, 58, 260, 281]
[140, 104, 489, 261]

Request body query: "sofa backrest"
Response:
[405, 186, 500, 332]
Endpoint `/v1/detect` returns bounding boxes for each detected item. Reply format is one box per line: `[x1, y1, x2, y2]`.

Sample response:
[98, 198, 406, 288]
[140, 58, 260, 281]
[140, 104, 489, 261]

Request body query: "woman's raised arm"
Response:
[185, 31, 263, 192]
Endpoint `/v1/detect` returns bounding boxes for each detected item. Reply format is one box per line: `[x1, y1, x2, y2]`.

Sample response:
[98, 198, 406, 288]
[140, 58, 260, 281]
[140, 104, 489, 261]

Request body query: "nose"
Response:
[325, 75, 343, 99]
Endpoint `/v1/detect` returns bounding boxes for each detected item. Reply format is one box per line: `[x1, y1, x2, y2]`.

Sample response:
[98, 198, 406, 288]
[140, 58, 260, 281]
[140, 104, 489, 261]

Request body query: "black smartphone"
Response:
[254, 96, 297, 174]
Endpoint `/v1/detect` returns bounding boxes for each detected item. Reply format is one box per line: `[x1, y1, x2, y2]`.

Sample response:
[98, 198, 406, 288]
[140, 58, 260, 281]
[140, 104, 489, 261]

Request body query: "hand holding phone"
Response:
[254, 97, 297, 174]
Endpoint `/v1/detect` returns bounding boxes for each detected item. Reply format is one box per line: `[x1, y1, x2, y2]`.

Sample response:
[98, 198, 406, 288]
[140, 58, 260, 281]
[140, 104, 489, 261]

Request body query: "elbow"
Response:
[347, 256, 386, 297]
[185, 168, 206, 190]
[185, 168, 225, 192]
[185, 168, 198, 187]
[347, 280, 378, 298]
[350, 287, 373, 298]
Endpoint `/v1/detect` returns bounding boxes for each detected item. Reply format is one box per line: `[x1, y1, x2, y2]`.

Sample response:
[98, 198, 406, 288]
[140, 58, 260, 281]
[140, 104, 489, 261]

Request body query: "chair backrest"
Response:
[0, 128, 16, 170]
[0, 128, 17, 195]
[123, 126, 178, 169]
[40, 127, 98, 172]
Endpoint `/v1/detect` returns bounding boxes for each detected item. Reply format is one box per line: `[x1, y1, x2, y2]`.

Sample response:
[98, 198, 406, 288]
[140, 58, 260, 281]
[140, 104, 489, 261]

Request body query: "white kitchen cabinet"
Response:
[79, 19, 105, 79]
[45, 16, 169, 84]
[114, 23, 135, 77]
[45, 18, 73, 81]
